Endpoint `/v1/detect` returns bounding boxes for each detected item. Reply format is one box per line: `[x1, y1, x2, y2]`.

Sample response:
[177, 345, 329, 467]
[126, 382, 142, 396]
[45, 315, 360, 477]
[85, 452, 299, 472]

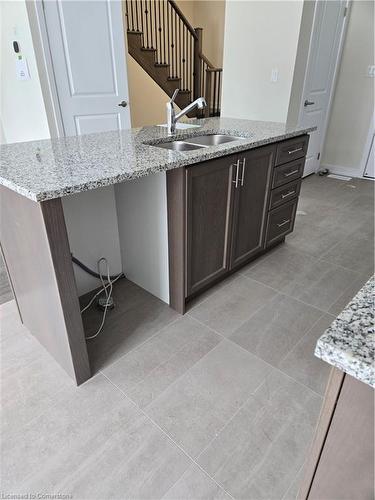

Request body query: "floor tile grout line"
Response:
[276, 312, 330, 368]
[125, 337, 227, 412]
[98, 315, 182, 375]
[122, 328, 225, 407]
[100, 371, 236, 500]
[237, 270, 368, 316]
[187, 314, 325, 400]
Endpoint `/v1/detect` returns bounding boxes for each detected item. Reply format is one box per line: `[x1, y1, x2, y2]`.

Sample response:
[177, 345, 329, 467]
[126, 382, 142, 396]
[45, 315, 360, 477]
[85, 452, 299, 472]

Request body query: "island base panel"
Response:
[0, 186, 90, 385]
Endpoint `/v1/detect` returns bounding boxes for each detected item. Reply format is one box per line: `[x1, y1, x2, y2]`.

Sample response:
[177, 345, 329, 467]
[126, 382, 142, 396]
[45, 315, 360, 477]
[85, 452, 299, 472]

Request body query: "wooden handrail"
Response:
[168, 0, 198, 39]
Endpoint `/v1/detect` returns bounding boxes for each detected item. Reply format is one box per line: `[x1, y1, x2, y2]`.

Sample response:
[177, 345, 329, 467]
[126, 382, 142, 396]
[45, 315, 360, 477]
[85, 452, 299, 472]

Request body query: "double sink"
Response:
[152, 134, 246, 152]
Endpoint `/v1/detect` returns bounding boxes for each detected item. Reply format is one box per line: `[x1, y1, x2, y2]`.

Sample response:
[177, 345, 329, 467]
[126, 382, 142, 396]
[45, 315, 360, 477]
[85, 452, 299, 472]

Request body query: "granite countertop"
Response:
[315, 276, 375, 388]
[0, 117, 314, 202]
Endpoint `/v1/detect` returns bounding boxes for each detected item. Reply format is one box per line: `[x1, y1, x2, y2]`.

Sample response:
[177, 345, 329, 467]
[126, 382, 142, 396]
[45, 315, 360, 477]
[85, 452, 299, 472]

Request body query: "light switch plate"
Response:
[271, 68, 279, 83]
[15, 58, 31, 80]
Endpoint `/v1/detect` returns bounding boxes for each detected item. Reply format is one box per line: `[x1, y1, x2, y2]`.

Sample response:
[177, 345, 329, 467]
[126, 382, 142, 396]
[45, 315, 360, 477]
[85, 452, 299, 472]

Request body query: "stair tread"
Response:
[141, 47, 157, 52]
[127, 30, 143, 35]
[167, 77, 181, 81]
[154, 63, 170, 67]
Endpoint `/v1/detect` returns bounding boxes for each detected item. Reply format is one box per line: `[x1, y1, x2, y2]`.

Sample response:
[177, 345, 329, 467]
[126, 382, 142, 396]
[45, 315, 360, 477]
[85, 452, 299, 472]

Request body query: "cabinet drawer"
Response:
[265, 199, 298, 247]
[272, 157, 305, 188]
[269, 179, 301, 210]
[275, 135, 309, 166]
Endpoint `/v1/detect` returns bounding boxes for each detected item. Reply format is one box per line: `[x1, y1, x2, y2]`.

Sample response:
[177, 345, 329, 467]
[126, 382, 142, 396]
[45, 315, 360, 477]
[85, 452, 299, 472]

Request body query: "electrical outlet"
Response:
[271, 68, 279, 83]
[367, 65, 375, 78]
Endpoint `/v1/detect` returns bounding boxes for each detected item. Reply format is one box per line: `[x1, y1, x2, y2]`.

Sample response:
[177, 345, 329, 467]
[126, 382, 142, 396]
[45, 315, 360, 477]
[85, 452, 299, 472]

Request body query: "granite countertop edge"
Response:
[315, 276, 375, 388]
[0, 117, 316, 202]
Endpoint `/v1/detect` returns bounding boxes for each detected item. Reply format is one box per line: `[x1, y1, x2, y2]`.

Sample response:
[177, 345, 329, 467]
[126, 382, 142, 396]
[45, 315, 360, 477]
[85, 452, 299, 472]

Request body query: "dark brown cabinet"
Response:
[230, 146, 274, 269]
[186, 155, 236, 296]
[167, 134, 308, 313]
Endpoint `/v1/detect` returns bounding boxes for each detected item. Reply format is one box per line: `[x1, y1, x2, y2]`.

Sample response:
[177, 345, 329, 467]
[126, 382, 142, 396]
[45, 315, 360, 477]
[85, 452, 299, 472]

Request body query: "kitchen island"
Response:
[299, 276, 374, 499]
[0, 117, 314, 384]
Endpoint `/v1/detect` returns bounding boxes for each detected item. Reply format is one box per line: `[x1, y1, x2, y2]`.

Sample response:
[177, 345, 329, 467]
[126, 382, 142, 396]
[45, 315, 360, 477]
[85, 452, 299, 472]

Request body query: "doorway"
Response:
[292, 0, 349, 177]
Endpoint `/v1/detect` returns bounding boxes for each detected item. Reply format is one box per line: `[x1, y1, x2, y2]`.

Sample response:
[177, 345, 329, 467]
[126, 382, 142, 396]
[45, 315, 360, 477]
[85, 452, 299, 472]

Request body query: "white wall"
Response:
[221, 0, 303, 123]
[321, 0, 375, 175]
[0, 0, 50, 144]
[62, 186, 123, 296]
[115, 173, 170, 304]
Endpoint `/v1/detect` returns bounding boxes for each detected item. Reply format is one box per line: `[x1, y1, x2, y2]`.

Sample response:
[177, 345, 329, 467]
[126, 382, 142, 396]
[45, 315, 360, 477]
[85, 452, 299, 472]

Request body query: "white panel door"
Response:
[299, 1, 348, 176]
[43, 0, 131, 135]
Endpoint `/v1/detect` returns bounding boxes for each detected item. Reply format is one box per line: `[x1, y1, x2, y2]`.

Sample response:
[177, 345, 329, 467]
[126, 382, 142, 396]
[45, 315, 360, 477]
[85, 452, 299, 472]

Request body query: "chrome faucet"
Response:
[166, 89, 207, 134]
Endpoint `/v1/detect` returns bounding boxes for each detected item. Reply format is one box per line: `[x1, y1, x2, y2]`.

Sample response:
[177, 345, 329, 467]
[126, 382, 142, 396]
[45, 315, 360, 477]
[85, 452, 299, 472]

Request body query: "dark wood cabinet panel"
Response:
[275, 134, 309, 165]
[269, 178, 301, 210]
[230, 145, 274, 269]
[186, 156, 236, 296]
[265, 198, 298, 247]
[167, 134, 309, 312]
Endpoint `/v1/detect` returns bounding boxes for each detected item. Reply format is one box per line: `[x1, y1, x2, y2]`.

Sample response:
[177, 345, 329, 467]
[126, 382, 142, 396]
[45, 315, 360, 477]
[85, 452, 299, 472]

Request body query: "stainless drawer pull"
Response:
[277, 219, 290, 227]
[288, 147, 303, 155]
[232, 160, 240, 188]
[284, 169, 299, 177]
[281, 190, 295, 199]
[240, 158, 246, 186]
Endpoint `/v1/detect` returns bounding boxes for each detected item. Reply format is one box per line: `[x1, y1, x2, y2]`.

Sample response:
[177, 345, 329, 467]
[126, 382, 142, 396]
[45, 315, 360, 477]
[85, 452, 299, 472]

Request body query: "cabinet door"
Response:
[186, 156, 236, 297]
[230, 146, 274, 269]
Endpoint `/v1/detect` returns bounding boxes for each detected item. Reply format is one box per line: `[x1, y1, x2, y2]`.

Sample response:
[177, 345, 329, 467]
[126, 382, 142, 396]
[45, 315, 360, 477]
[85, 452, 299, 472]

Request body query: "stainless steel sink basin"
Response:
[150, 134, 246, 152]
[154, 141, 205, 152]
[184, 134, 246, 146]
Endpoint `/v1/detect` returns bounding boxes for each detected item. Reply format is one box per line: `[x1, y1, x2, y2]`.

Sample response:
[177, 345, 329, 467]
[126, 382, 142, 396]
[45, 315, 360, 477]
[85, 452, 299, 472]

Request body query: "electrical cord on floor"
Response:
[73, 254, 125, 340]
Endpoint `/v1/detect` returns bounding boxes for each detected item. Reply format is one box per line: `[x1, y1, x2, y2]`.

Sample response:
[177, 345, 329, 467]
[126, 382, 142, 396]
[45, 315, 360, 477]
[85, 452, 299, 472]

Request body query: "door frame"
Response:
[295, 0, 351, 175]
[26, 0, 132, 138]
[362, 111, 375, 179]
[26, 0, 65, 138]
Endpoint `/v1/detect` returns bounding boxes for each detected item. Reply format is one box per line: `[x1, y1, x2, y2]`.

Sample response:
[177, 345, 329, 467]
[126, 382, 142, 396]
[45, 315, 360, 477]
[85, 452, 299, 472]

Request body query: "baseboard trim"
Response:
[320, 163, 363, 179]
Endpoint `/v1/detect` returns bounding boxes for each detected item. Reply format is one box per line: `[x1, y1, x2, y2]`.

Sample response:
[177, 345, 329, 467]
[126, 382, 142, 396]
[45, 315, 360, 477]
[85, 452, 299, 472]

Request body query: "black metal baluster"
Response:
[157, 0, 162, 64]
[168, 3, 171, 76]
[130, 0, 135, 31]
[139, 0, 144, 46]
[135, 0, 139, 31]
[145, 1, 149, 48]
[162, 0, 166, 64]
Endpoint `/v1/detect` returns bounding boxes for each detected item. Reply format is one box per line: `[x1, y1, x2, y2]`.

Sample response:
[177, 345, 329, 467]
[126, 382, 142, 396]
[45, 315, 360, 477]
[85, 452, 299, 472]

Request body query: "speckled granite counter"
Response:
[315, 276, 375, 388]
[0, 117, 314, 202]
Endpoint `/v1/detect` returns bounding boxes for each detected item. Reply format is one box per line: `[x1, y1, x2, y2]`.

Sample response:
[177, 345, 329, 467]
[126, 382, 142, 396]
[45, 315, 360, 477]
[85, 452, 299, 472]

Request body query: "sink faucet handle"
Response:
[170, 89, 179, 103]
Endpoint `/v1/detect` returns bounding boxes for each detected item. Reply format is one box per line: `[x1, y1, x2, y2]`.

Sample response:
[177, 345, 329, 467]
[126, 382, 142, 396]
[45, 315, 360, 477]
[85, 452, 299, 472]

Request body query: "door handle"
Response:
[240, 158, 246, 186]
[232, 160, 240, 188]
[118, 100, 128, 107]
[304, 100, 315, 107]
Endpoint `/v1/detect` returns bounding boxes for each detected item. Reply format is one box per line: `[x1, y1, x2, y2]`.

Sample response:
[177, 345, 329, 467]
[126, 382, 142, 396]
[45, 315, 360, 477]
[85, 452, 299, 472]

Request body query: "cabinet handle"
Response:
[240, 158, 246, 186]
[288, 147, 303, 155]
[284, 169, 299, 177]
[232, 160, 240, 188]
[281, 190, 295, 199]
[277, 219, 291, 227]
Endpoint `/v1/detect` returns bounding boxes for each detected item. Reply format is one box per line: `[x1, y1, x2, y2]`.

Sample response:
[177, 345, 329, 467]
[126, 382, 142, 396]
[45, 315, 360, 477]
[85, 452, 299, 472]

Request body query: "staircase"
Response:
[124, 0, 222, 117]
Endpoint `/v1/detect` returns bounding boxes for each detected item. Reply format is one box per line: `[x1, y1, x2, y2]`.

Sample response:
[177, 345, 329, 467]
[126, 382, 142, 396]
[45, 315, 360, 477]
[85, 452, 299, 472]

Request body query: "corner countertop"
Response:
[0, 117, 314, 202]
[315, 276, 375, 388]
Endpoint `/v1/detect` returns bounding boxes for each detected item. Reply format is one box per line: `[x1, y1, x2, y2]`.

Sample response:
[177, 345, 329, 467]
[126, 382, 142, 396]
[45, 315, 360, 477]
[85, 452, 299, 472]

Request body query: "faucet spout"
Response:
[166, 90, 207, 134]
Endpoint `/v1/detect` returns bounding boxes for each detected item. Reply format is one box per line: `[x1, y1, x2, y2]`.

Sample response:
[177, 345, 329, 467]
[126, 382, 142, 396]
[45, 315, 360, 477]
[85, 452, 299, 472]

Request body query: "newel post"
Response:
[193, 27, 203, 101]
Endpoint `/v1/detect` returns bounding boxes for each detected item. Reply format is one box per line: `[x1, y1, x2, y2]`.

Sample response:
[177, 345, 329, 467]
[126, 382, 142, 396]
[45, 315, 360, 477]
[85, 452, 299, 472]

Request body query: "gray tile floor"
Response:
[1, 174, 374, 499]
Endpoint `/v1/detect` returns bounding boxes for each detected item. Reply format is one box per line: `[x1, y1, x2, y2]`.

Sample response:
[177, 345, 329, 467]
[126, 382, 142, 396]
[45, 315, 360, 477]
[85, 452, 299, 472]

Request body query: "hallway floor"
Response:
[1, 174, 374, 499]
